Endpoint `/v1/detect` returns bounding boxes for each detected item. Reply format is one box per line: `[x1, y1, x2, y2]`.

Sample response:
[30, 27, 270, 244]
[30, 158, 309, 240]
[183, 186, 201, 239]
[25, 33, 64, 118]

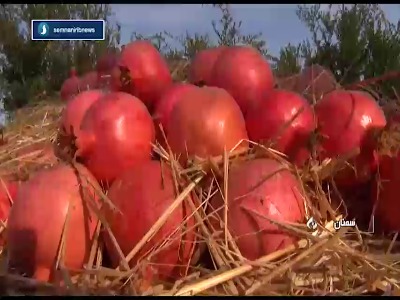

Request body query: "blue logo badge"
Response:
[38, 22, 49, 36]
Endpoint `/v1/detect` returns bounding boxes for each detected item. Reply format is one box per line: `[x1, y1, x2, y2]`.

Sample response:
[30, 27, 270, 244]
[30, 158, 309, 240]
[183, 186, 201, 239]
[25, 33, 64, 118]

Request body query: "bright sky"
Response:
[112, 4, 400, 56]
[1, 4, 400, 124]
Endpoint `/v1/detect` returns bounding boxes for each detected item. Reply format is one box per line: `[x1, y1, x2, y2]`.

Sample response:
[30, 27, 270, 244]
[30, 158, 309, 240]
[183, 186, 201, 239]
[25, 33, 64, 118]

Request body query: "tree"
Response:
[273, 43, 302, 77]
[0, 4, 120, 110]
[211, 4, 270, 58]
[295, 4, 400, 98]
[128, 4, 273, 82]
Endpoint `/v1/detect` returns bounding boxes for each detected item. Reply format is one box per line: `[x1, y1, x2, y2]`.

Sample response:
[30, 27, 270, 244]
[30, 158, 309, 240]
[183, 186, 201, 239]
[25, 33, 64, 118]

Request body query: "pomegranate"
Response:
[75, 92, 155, 183]
[97, 52, 119, 76]
[209, 45, 274, 116]
[0, 179, 18, 223]
[315, 90, 386, 186]
[210, 159, 305, 260]
[109, 66, 122, 92]
[80, 71, 99, 91]
[153, 83, 198, 140]
[114, 40, 172, 112]
[276, 74, 300, 91]
[296, 64, 338, 102]
[60, 68, 80, 101]
[7, 163, 100, 282]
[97, 52, 119, 88]
[188, 46, 227, 86]
[60, 90, 104, 137]
[0, 179, 18, 247]
[372, 153, 400, 231]
[167, 87, 249, 163]
[103, 161, 197, 282]
[246, 89, 315, 166]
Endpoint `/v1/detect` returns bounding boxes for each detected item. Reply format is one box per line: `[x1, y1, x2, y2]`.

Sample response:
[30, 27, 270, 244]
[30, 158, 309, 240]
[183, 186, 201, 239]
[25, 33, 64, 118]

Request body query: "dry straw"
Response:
[1, 69, 400, 295]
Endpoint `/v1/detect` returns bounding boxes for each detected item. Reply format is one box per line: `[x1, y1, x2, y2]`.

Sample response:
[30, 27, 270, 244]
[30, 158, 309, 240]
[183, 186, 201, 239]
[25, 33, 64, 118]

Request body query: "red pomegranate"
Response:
[372, 153, 400, 232]
[296, 64, 339, 102]
[315, 90, 386, 186]
[114, 40, 172, 112]
[0, 179, 18, 246]
[209, 45, 275, 116]
[60, 68, 80, 101]
[0, 179, 18, 222]
[103, 161, 197, 282]
[210, 159, 305, 260]
[97, 52, 119, 88]
[97, 52, 118, 76]
[153, 83, 198, 140]
[188, 46, 227, 86]
[80, 71, 99, 91]
[246, 89, 316, 166]
[7, 163, 100, 282]
[276, 74, 300, 91]
[167, 87, 249, 163]
[59, 89, 104, 137]
[75, 92, 155, 183]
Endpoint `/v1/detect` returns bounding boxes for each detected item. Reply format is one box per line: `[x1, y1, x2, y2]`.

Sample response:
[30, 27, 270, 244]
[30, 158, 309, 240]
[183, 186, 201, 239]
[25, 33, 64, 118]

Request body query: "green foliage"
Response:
[130, 31, 173, 54]
[1, 4, 399, 113]
[292, 4, 400, 97]
[211, 4, 269, 57]
[128, 4, 271, 82]
[272, 43, 302, 77]
[0, 4, 120, 110]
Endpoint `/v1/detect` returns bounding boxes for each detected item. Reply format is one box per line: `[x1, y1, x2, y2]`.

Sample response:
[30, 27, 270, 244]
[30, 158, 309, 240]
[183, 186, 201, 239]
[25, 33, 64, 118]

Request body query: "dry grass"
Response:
[0, 81, 400, 296]
[0, 100, 62, 181]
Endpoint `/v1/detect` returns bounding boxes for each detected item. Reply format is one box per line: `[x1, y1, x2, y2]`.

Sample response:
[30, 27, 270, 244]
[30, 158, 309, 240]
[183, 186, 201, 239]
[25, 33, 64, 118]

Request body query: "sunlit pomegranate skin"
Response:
[115, 40, 172, 112]
[153, 83, 198, 140]
[7, 163, 100, 282]
[246, 89, 315, 166]
[209, 45, 275, 116]
[59, 89, 104, 145]
[210, 158, 305, 260]
[315, 90, 386, 186]
[103, 161, 198, 282]
[188, 46, 227, 86]
[76, 92, 155, 183]
[167, 86, 249, 163]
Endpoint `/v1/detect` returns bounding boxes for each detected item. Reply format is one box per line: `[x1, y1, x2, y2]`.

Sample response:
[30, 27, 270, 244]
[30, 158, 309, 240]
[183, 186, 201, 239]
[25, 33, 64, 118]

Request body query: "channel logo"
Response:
[31, 20, 105, 41]
[37, 22, 49, 37]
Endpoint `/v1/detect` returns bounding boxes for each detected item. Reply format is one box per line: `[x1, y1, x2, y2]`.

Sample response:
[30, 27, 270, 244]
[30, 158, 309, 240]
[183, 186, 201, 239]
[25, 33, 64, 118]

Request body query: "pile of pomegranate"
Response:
[1, 41, 398, 288]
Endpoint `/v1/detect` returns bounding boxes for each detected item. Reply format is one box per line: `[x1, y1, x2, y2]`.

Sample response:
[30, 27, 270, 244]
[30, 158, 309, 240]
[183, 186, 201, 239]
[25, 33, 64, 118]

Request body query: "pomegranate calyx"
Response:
[75, 131, 96, 159]
[119, 66, 131, 91]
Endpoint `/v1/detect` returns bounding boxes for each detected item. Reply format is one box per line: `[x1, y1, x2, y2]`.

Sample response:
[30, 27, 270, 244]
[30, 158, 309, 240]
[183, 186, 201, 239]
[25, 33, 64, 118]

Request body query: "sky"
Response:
[1, 4, 400, 125]
[112, 4, 400, 56]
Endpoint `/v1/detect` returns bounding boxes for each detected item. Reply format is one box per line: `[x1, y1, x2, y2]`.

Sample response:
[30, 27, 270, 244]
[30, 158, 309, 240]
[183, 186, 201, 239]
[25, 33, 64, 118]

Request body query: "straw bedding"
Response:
[0, 88, 400, 296]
